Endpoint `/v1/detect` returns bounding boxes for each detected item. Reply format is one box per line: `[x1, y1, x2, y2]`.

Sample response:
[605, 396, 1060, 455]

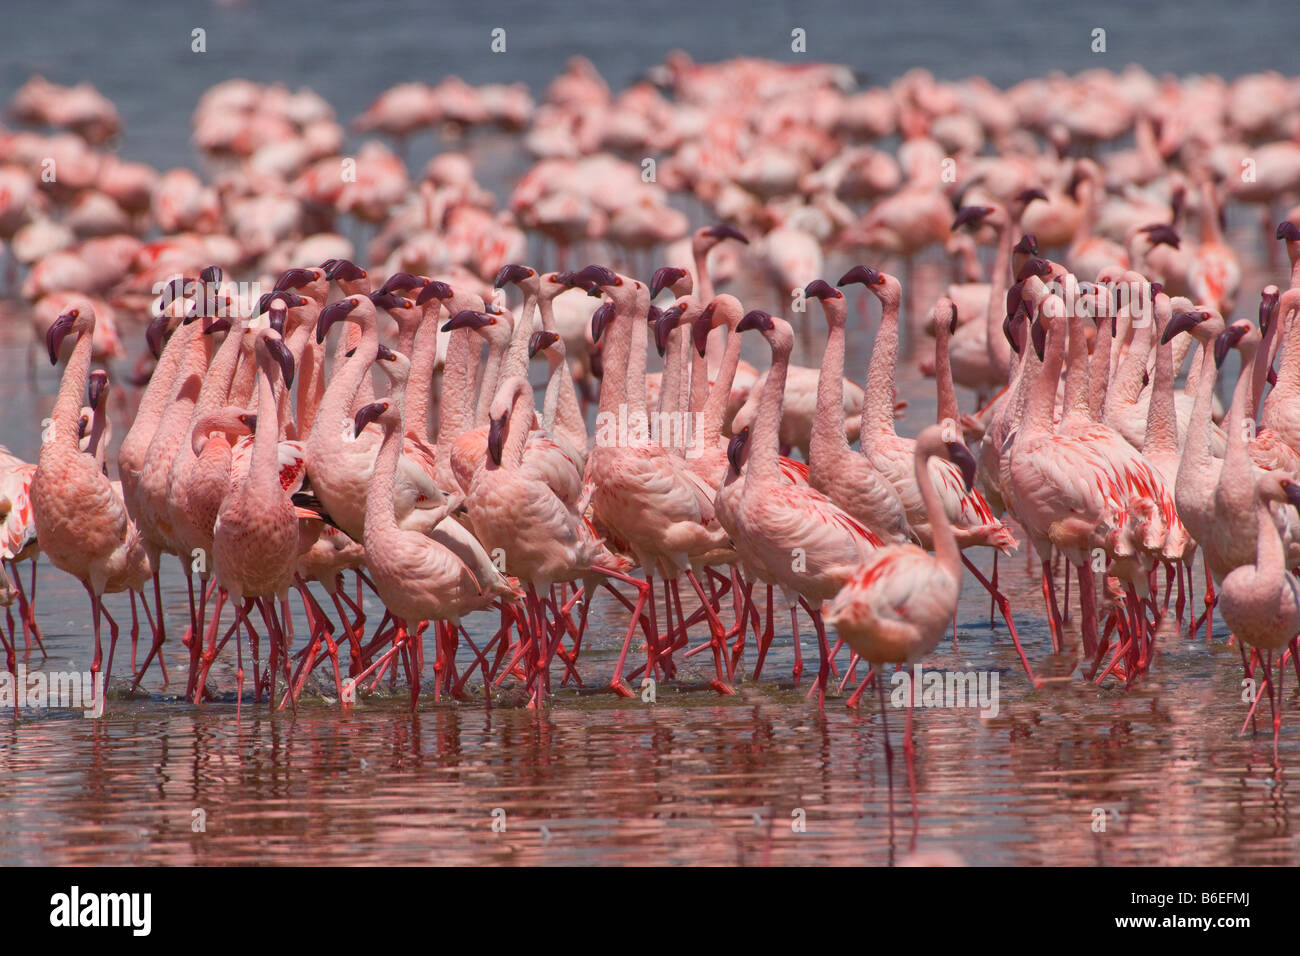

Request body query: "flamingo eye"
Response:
[614, 278, 623, 286]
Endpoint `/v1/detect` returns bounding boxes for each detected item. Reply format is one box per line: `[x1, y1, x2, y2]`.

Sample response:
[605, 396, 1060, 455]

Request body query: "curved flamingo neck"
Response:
[1088, 318, 1113, 421]
[501, 293, 536, 384]
[475, 332, 509, 428]
[935, 315, 959, 425]
[365, 420, 403, 538]
[1023, 312, 1066, 437]
[1219, 342, 1260, 497]
[436, 329, 479, 469]
[698, 318, 744, 449]
[248, 359, 281, 499]
[985, 220, 1014, 380]
[914, 444, 960, 577]
[314, 316, 378, 448]
[1103, 312, 1151, 426]
[862, 290, 901, 448]
[1061, 308, 1094, 427]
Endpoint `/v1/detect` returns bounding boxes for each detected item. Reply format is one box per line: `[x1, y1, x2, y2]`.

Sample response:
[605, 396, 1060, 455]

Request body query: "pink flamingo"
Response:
[729, 309, 882, 707]
[32, 306, 151, 706]
[196, 328, 299, 710]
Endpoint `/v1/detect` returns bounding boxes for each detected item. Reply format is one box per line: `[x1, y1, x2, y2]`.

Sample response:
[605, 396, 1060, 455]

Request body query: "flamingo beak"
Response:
[947, 441, 978, 491]
[949, 304, 959, 335]
[416, 280, 453, 305]
[654, 305, 684, 356]
[705, 224, 748, 244]
[317, 298, 358, 343]
[1031, 313, 1048, 361]
[203, 317, 232, 336]
[650, 266, 687, 299]
[442, 309, 490, 333]
[326, 259, 366, 282]
[693, 304, 716, 356]
[736, 310, 774, 334]
[727, 427, 749, 474]
[265, 336, 295, 388]
[1214, 325, 1248, 368]
[837, 265, 881, 288]
[353, 401, 387, 438]
[1013, 234, 1038, 256]
[487, 413, 507, 465]
[380, 272, 427, 295]
[46, 310, 79, 365]
[1277, 221, 1300, 242]
[804, 279, 840, 301]
[1162, 310, 1205, 344]
[493, 264, 533, 289]
[1260, 289, 1280, 336]
[370, 291, 411, 312]
[591, 302, 616, 343]
[199, 265, 223, 285]
[1017, 188, 1048, 205]
[145, 312, 169, 360]
[267, 305, 287, 335]
[529, 329, 560, 358]
[274, 267, 319, 292]
[951, 206, 993, 230]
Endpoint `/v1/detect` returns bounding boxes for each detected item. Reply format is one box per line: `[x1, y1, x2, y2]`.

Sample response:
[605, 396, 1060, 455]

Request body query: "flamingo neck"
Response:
[1088, 320, 1113, 422]
[53, 329, 95, 448]
[1103, 313, 1151, 427]
[698, 320, 744, 449]
[935, 320, 959, 425]
[863, 292, 900, 448]
[985, 220, 1013, 380]
[501, 293, 536, 384]
[1218, 344, 1260, 513]
[811, 308, 850, 462]
[1144, 313, 1178, 459]
[914, 445, 961, 578]
[749, 338, 791, 486]
[475, 334, 509, 428]
[1061, 310, 1093, 427]
[437, 328, 478, 451]
[405, 305, 441, 441]
[315, 319, 377, 448]
[366, 420, 403, 539]
[1022, 317, 1065, 437]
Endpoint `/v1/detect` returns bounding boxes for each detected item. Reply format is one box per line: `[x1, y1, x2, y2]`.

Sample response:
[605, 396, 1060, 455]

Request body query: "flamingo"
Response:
[32, 306, 151, 708]
[729, 309, 882, 707]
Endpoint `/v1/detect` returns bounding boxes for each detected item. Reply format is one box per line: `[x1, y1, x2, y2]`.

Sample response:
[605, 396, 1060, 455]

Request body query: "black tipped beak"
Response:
[380, 272, 427, 295]
[804, 279, 840, 301]
[1031, 314, 1047, 361]
[654, 305, 684, 356]
[706, 224, 748, 244]
[1277, 221, 1300, 242]
[1260, 290, 1280, 336]
[316, 298, 358, 343]
[572, 264, 619, 291]
[487, 414, 507, 466]
[47, 310, 79, 364]
[376, 343, 397, 362]
[353, 401, 387, 438]
[416, 280, 453, 305]
[591, 302, 615, 343]
[255, 291, 277, 316]
[736, 310, 774, 334]
[1214, 325, 1248, 368]
[274, 267, 319, 292]
[1003, 312, 1021, 354]
[266, 337, 295, 388]
[1162, 310, 1205, 344]
[493, 264, 533, 289]
[203, 317, 232, 336]
[529, 329, 560, 358]
[145, 313, 169, 360]
[199, 265, 223, 285]
[1016, 257, 1052, 282]
[947, 441, 978, 491]
[727, 427, 749, 474]
[370, 291, 411, 312]
[442, 309, 490, 333]
[1140, 223, 1181, 249]
[267, 306, 286, 335]
[693, 305, 715, 355]
[1013, 234, 1038, 256]
[650, 266, 687, 299]
[1017, 188, 1048, 205]
[951, 206, 993, 230]
[325, 259, 366, 282]
[837, 265, 881, 288]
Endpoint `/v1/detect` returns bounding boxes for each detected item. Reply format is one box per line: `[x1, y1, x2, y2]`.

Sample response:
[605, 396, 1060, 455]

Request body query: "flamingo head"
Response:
[379, 272, 429, 296]
[48, 306, 93, 364]
[951, 205, 994, 231]
[1016, 188, 1048, 206]
[804, 278, 842, 302]
[87, 368, 109, 409]
[1277, 220, 1300, 243]
[694, 223, 748, 255]
[529, 329, 560, 359]
[353, 400, 396, 438]
[494, 263, 537, 292]
[274, 267, 322, 293]
[569, 264, 620, 298]
[1013, 234, 1038, 257]
[415, 280, 453, 306]
[651, 266, 689, 299]
[1140, 223, 1181, 249]
[1163, 309, 1210, 344]
[316, 296, 361, 343]
[442, 308, 494, 333]
[256, 328, 295, 388]
[726, 426, 750, 475]
[370, 290, 416, 316]
[372, 343, 409, 388]
[1214, 320, 1255, 368]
